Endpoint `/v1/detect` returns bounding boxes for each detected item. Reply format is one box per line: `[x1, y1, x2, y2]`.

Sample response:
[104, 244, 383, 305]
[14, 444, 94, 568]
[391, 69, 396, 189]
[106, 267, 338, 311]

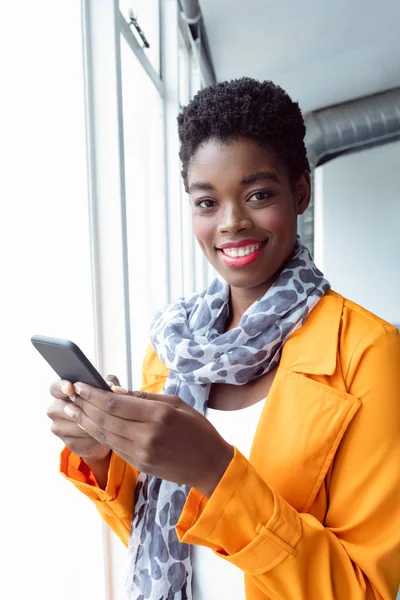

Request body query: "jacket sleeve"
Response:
[59, 344, 166, 547]
[60, 447, 137, 546]
[176, 325, 400, 600]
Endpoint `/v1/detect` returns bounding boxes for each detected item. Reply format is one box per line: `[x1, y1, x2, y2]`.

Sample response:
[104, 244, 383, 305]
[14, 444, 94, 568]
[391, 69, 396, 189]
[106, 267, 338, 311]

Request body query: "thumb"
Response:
[105, 374, 122, 389]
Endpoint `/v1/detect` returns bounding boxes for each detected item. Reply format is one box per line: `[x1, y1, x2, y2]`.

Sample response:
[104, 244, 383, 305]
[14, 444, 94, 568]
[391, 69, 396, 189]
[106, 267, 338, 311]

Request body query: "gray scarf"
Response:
[127, 238, 330, 599]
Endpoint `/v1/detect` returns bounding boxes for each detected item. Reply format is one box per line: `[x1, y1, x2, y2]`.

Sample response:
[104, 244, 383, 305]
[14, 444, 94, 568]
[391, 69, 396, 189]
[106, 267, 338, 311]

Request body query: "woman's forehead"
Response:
[187, 138, 285, 187]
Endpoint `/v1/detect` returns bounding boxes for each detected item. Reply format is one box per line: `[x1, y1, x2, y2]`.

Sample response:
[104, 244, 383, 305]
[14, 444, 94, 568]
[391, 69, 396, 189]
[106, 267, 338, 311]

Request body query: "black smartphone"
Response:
[31, 334, 110, 391]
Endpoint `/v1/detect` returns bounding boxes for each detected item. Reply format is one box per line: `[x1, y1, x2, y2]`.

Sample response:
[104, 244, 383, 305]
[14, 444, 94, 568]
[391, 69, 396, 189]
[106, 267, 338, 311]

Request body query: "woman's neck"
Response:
[225, 254, 292, 330]
[225, 283, 271, 331]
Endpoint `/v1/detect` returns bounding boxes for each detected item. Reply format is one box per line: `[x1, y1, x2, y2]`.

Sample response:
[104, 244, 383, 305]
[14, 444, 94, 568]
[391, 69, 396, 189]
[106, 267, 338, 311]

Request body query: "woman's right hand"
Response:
[47, 374, 122, 462]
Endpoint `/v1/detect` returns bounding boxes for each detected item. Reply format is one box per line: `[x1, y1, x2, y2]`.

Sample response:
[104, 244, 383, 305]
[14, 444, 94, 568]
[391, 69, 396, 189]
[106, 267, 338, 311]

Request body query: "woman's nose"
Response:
[217, 205, 252, 234]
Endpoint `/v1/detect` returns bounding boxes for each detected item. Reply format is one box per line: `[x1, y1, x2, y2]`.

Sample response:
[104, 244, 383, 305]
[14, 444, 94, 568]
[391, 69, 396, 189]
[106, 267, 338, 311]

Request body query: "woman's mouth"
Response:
[218, 241, 266, 267]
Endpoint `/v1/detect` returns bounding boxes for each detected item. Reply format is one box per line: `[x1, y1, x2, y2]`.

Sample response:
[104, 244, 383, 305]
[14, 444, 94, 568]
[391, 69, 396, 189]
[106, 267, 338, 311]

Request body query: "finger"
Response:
[47, 398, 76, 419]
[104, 374, 121, 387]
[63, 404, 106, 438]
[50, 418, 90, 438]
[66, 397, 138, 440]
[64, 403, 139, 452]
[111, 385, 129, 394]
[73, 383, 185, 421]
[50, 380, 76, 400]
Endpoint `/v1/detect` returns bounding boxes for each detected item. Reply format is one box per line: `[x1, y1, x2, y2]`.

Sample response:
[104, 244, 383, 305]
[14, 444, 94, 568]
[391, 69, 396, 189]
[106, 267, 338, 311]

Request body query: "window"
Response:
[3, 1, 211, 597]
[120, 36, 167, 386]
[1, 2, 105, 598]
[119, 0, 160, 74]
[178, 32, 212, 295]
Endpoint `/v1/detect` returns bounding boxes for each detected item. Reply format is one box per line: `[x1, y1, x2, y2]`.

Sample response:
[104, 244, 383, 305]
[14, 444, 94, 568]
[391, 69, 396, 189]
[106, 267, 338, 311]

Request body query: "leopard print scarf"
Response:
[127, 238, 330, 599]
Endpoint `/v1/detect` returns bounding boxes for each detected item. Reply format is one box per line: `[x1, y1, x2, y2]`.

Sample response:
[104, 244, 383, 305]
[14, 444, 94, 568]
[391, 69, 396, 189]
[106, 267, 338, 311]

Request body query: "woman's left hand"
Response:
[64, 383, 234, 497]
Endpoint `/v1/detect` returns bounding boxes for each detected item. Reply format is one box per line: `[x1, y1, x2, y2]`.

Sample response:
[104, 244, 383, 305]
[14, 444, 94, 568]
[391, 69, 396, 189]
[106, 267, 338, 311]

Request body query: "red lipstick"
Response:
[218, 240, 266, 268]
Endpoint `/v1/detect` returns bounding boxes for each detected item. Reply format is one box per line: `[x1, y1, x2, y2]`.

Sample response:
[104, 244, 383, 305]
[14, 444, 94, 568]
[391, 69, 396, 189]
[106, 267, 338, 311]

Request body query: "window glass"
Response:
[178, 40, 209, 293]
[179, 33, 190, 107]
[190, 47, 202, 97]
[178, 34, 195, 294]
[1, 1, 105, 598]
[120, 36, 167, 386]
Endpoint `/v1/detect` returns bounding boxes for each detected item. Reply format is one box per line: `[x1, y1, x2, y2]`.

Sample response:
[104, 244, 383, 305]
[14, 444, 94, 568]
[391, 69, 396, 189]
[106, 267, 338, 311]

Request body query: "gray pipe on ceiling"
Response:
[300, 87, 400, 254]
[305, 87, 400, 168]
[179, 0, 216, 87]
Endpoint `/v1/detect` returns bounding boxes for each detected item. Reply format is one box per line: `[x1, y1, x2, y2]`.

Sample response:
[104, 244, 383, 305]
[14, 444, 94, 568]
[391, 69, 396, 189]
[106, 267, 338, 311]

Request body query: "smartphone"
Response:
[31, 334, 110, 391]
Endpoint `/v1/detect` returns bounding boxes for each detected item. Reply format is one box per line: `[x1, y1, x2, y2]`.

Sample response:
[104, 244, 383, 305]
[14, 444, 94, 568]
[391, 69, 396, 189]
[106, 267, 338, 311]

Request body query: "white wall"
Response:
[314, 140, 400, 326]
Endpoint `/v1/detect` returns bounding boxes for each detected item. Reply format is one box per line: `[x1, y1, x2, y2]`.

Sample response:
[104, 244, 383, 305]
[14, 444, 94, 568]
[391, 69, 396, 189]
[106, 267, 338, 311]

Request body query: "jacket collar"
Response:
[147, 290, 344, 379]
[280, 290, 344, 376]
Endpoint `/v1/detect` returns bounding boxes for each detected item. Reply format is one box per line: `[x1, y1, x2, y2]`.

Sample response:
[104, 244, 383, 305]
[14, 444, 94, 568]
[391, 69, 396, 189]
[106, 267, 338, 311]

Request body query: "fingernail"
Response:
[61, 383, 76, 401]
[77, 423, 85, 431]
[111, 385, 128, 394]
[64, 404, 76, 418]
[74, 383, 83, 395]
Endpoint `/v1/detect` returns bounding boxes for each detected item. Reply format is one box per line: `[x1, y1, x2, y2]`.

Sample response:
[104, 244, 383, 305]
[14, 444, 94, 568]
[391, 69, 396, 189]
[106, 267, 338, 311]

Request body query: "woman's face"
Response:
[188, 138, 310, 294]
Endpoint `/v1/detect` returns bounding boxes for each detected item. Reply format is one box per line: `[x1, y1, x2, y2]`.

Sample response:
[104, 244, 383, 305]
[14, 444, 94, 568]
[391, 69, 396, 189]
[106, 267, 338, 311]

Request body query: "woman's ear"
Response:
[295, 170, 311, 215]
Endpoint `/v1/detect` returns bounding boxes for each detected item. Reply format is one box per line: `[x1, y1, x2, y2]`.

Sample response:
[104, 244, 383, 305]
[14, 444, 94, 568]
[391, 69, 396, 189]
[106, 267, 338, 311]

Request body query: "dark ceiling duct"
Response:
[179, 0, 216, 87]
[299, 87, 400, 254]
[305, 87, 400, 168]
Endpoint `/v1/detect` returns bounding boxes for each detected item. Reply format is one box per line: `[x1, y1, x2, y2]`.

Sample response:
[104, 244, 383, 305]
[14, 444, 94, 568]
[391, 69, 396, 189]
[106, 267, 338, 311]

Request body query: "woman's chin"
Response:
[215, 267, 276, 291]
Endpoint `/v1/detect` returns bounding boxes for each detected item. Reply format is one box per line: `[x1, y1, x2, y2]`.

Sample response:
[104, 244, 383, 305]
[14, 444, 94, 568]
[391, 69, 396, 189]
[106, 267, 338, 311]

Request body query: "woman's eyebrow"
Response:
[189, 181, 216, 193]
[240, 171, 279, 185]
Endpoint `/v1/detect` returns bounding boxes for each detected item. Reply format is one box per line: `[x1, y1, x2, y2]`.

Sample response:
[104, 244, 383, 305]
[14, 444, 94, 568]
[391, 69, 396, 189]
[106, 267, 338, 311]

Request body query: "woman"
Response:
[48, 78, 400, 600]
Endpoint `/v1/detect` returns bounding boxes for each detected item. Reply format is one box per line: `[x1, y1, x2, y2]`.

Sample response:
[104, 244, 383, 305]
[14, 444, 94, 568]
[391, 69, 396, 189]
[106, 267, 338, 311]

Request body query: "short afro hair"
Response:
[177, 77, 309, 191]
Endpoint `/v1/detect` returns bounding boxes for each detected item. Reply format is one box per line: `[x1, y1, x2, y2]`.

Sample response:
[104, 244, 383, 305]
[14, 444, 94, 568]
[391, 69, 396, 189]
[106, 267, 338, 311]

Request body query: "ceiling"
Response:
[199, 0, 400, 114]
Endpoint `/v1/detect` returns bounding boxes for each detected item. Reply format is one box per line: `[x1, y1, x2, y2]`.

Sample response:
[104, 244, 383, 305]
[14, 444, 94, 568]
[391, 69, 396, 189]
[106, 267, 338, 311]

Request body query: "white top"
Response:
[192, 397, 268, 600]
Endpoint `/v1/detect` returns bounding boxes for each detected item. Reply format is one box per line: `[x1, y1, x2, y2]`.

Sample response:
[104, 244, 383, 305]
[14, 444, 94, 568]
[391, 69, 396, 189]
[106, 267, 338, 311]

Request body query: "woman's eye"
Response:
[248, 190, 273, 202]
[195, 199, 217, 209]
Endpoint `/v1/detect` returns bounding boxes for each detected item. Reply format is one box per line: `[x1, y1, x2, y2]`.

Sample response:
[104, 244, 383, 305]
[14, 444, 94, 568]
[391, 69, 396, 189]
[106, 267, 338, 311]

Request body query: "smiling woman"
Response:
[47, 77, 400, 600]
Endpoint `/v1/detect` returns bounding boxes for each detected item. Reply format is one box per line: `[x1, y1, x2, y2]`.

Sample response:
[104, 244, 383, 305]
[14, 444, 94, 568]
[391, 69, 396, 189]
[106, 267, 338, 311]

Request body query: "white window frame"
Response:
[80, 1, 212, 596]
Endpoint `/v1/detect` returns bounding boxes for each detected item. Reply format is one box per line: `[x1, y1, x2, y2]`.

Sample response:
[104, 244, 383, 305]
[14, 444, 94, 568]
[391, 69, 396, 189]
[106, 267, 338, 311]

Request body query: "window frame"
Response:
[80, 1, 212, 596]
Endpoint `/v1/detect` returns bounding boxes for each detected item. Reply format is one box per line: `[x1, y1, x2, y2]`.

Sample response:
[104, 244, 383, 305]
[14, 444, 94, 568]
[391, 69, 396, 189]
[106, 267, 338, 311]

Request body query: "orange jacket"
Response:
[61, 290, 400, 599]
